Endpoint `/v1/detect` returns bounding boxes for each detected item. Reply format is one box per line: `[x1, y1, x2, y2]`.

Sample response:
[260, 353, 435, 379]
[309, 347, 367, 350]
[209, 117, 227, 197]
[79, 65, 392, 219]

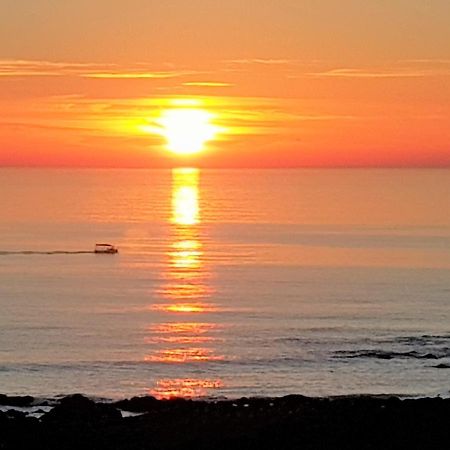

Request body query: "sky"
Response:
[1, 0, 449, 167]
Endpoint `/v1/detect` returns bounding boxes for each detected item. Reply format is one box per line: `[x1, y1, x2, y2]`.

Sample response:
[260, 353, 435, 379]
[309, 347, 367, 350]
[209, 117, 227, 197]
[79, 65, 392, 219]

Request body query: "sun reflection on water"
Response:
[150, 378, 224, 399]
[152, 322, 219, 335]
[147, 168, 224, 396]
[171, 168, 199, 225]
[157, 168, 212, 305]
[145, 348, 224, 363]
[151, 302, 217, 313]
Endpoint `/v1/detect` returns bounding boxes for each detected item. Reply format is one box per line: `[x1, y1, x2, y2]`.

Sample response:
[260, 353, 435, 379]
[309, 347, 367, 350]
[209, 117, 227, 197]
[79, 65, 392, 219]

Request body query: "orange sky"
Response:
[1, 0, 449, 167]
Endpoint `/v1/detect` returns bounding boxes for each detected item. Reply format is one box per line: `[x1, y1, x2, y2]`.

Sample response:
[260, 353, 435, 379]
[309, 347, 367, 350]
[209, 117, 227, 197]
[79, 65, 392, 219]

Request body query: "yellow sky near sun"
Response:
[0, 0, 449, 167]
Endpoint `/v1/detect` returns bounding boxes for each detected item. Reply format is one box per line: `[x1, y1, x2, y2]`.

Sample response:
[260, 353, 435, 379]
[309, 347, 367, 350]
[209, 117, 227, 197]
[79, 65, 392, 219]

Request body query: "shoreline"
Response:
[1, 393, 449, 449]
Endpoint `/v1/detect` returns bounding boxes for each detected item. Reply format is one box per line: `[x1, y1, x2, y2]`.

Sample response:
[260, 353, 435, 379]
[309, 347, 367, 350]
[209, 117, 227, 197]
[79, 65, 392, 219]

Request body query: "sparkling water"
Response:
[1, 168, 449, 399]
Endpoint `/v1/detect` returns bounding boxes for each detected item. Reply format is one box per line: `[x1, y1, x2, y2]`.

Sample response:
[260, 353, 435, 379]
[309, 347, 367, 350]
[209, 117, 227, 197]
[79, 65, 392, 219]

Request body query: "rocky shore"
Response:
[1, 393, 449, 449]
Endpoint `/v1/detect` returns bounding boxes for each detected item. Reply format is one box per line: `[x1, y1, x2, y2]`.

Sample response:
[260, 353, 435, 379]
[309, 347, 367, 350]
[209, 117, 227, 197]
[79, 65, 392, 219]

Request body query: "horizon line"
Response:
[1, 165, 449, 170]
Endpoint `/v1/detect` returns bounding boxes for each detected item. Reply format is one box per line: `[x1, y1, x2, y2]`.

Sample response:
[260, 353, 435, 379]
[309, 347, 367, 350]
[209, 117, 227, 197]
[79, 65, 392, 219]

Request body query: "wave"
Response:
[434, 363, 450, 369]
[334, 349, 450, 360]
[332, 333, 450, 362]
[391, 335, 450, 346]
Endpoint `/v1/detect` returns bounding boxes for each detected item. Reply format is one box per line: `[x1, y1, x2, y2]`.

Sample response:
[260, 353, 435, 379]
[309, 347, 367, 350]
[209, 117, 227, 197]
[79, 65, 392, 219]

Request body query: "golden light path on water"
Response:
[147, 168, 224, 399]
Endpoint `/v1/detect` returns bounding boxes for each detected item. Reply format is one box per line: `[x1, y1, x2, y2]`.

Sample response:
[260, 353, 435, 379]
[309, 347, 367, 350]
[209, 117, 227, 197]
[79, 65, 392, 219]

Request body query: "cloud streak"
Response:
[182, 81, 233, 87]
[0, 60, 198, 79]
[308, 68, 450, 79]
[225, 58, 295, 65]
[82, 71, 195, 79]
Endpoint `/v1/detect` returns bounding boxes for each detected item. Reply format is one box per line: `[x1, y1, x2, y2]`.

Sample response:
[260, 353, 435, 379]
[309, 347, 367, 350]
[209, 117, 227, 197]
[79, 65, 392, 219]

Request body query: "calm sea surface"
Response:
[1, 168, 449, 399]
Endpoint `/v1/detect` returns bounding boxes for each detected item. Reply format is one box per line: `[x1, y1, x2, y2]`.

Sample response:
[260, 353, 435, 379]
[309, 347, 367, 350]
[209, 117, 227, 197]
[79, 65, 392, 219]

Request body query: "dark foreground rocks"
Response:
[1, 394, 450, 450]
[0, 394, 34, 407]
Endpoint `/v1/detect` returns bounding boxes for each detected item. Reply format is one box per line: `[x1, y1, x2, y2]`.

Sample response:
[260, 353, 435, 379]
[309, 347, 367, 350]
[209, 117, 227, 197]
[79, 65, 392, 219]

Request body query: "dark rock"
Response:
[43, 394, 121, 423]
[386, 395, 402, 407]
[5, 410, 28, 419]
[0, 410, 7, 424]
[434, 363, 450, 368]
[36, 400, 52, 406]
[113, 395, 158, 412]
[1, 395, 450, 450]
[279, 394, 312, 405]
[421, 352, 439, 359]
[0, 394, 34, 407]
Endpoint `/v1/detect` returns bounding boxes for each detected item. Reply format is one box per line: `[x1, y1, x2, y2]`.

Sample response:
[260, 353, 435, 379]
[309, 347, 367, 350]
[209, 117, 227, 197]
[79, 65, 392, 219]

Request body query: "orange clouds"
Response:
[0, 57, 449, 167]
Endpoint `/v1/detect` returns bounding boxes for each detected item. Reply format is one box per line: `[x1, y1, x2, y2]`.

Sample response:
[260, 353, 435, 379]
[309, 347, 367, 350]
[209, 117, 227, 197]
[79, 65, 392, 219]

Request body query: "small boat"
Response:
[94, 243, 118, 254]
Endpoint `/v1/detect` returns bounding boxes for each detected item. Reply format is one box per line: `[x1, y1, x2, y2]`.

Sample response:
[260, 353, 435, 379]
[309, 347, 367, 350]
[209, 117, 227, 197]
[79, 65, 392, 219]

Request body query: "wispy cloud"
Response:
[0, 121, 101, 133]
[82, 71, 195, 79]
[225, 58, 295, 65]
[0, 59, 198, 79]
[182, 81, 233, 87]
[399, 59, 450, 65]
[0, 60, 114, 77]
[308, 68, 449, 79]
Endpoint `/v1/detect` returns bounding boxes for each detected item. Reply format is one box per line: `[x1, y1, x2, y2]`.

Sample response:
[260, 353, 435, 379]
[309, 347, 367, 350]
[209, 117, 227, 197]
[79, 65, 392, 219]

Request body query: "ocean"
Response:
[1, 168, 449, 400]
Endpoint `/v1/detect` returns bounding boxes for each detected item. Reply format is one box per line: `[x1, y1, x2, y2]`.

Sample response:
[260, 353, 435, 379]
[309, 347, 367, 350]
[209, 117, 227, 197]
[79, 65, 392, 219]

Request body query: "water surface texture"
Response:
[1, 169, 449, 399]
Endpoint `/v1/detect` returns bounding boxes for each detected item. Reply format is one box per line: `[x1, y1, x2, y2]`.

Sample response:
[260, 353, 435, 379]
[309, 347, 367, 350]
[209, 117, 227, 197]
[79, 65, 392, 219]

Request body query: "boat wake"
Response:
[0, 250, 95, 255]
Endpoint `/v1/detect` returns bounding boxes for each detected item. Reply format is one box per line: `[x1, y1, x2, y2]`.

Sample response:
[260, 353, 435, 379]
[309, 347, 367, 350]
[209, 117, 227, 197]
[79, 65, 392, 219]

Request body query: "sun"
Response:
[156, 108, 218, 155]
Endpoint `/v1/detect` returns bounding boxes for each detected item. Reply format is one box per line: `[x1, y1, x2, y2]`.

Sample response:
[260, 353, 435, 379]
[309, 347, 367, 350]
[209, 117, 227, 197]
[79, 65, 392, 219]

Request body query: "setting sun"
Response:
[156, 108, 218, 155]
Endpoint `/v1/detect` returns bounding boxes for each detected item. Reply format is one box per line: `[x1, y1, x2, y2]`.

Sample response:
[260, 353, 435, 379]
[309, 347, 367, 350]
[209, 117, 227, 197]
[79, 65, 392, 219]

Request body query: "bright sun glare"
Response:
[157, 108, 218, 155]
